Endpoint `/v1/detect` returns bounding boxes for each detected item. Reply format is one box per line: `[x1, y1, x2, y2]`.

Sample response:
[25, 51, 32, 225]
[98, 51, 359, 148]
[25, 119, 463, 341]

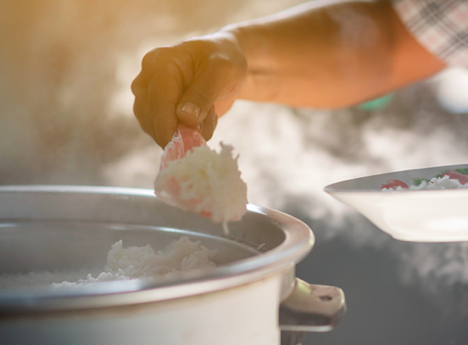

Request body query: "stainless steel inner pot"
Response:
[0, 186, 345, 345]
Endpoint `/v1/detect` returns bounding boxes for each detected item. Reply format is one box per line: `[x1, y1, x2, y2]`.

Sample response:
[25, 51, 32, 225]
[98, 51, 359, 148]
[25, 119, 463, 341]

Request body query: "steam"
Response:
[395, 241, 468, 315]
[210, 85, 468, 314]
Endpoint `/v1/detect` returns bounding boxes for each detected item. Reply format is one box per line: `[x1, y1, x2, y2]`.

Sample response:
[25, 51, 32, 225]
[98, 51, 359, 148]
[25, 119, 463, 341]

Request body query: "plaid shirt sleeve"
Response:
[392, 0, 468, 67]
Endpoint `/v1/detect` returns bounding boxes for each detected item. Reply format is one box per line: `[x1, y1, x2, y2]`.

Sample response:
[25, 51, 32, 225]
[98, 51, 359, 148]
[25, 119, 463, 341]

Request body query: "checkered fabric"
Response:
[392, 0, 468, 67]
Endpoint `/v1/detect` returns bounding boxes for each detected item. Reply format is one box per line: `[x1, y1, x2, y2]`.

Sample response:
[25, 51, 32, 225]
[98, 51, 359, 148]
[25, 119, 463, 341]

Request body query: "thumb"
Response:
[176, 64, 229, 127]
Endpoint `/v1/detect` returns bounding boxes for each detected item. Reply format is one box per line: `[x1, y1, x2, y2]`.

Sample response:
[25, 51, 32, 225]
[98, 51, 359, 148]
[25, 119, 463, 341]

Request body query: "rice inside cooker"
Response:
[0, 236, 217, 290]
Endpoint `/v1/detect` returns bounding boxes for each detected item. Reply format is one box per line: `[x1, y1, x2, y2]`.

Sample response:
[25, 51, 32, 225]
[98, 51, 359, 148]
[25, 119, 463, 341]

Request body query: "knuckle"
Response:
[141, 52, 155, 70]
[130, 78, 140, 95]
[209, 55, 232, 71]
[180, 38, 212, 52]
[192, 89, 212, 106]
[141, 47, 172, 69]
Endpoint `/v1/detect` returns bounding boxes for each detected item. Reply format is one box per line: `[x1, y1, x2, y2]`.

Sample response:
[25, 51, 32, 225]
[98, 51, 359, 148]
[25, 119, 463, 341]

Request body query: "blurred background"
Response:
[1, 0, 468, 344]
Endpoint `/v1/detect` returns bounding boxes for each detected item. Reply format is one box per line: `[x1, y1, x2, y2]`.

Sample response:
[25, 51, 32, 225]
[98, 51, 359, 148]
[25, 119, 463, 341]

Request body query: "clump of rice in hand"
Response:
[154, 126, 247, 234]
[155, 144, 247, 233]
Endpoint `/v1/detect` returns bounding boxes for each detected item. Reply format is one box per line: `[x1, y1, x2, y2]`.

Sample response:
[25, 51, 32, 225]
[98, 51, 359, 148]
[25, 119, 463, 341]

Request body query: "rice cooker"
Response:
[0, 186, 346, 345]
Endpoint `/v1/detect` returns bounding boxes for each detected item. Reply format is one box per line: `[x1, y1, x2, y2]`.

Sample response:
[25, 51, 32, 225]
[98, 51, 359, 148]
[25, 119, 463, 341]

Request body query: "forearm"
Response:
[225, 0, 445, 108]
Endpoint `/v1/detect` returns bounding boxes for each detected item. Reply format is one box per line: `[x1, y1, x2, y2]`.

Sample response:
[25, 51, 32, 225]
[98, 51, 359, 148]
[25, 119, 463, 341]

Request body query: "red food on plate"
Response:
[441, 171, 468, 185]
[381, 179, 409, 189]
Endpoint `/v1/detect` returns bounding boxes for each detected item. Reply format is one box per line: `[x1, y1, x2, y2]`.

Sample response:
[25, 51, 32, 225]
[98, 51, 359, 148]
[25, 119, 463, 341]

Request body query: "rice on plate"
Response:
[381, 169, 468, 191]
[325, 164, 468, 242]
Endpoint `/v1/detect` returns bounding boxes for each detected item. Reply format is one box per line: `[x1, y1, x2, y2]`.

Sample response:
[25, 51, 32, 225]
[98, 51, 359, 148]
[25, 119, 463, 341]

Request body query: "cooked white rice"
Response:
[382, 175, 468, 191]
[155, 143, 248, 232]
[0, 236, 217, 290]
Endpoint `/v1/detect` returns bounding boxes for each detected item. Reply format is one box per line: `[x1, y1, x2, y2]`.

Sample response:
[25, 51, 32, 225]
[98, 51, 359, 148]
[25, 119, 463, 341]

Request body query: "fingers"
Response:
[132, 39, 246, 148]
[132, 74, 152, 136]
[132, 48, 186, 147]
[146, 67, 183, 147]
[175, 56, 237, 128]
[213, 99, 236, 118]
[200, 106, 218, 141]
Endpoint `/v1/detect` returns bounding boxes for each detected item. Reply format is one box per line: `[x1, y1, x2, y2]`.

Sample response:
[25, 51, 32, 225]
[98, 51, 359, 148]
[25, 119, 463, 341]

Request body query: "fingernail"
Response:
[180, 102, 200, 119]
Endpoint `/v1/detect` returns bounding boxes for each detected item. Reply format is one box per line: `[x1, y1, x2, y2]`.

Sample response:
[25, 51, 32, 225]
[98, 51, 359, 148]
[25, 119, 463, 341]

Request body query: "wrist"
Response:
[219, 24, 275, 102]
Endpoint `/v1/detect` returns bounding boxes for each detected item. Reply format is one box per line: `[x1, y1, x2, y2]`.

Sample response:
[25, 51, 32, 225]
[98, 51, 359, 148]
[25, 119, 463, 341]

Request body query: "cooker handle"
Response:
[279, 278, 346, 332]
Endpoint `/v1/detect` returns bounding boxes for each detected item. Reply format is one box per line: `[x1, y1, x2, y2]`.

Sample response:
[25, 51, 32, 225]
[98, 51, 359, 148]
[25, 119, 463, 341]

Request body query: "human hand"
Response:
[131, 32, 247, 148]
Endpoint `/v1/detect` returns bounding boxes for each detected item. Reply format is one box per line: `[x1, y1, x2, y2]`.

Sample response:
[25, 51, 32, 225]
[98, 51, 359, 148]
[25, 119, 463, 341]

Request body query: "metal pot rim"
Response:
[0, 185, 314, 313]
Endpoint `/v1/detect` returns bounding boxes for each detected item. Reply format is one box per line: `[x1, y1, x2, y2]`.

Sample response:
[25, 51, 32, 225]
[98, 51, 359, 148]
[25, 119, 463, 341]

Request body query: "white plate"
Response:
[324, 164, 468, 242]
